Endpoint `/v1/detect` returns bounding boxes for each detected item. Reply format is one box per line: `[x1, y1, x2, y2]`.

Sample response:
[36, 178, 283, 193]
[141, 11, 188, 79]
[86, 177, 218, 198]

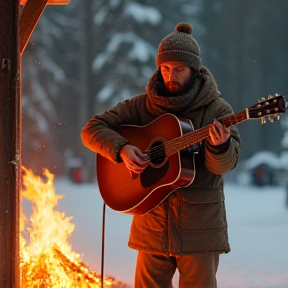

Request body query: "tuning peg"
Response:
[260, 117, 266, 124]
[268, 95, 273, 99]
[276, 114, 281, 120]
[258, 97, 266, 103]
[268, 115, 275, 122]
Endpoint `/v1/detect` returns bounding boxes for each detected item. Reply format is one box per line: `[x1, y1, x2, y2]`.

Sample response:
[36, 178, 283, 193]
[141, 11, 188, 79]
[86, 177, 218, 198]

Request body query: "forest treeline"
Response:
[21, 0, 288, 176]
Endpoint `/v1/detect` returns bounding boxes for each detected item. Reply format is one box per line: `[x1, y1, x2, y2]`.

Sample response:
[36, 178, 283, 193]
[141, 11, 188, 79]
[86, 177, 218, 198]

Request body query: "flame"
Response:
[20, 167, 129, 288]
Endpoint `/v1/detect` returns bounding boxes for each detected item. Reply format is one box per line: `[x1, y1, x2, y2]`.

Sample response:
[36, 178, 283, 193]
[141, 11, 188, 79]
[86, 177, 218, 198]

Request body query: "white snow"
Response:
[282, 131, 288, 149]
[92, 32, 155, 71]
[124, 3, 162, 25]
[244, 150, 283, 170]
[97, 85, 115, 102]
[23, 178, 288, 288]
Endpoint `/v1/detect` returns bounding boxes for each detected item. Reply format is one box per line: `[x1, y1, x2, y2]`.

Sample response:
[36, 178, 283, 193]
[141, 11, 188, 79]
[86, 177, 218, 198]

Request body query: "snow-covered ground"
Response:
[24, 177, 288, 288]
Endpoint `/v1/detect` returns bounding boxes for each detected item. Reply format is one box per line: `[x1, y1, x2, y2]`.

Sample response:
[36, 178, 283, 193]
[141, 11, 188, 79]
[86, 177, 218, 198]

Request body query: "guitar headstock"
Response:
[248, 94, 288, 124]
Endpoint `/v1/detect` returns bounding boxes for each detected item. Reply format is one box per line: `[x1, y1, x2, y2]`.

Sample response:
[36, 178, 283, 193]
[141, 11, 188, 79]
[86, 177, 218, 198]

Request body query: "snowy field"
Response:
[24, 177, 288, 288]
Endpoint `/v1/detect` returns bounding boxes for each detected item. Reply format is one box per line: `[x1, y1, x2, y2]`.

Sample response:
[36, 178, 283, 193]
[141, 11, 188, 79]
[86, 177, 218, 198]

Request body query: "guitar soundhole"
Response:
[140, 140, 169, 188]
[149, 140, 166, 165]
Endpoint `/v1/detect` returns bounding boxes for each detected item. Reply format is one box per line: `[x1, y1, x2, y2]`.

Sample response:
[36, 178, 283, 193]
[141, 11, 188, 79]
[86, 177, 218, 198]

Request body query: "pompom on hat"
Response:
[156, 22, 200, 71]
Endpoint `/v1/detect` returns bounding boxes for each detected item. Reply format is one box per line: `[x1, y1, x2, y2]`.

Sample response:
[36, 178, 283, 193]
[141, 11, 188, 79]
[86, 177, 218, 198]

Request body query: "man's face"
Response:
[160, 62, 193, 96]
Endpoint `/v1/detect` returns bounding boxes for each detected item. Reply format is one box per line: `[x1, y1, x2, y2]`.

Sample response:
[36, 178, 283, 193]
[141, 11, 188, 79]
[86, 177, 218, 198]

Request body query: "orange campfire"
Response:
[20, 167, 128, 288]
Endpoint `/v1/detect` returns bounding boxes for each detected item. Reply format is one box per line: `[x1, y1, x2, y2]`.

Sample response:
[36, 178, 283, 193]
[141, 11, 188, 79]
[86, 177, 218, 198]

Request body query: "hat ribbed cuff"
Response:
[156, 50, 200, 70]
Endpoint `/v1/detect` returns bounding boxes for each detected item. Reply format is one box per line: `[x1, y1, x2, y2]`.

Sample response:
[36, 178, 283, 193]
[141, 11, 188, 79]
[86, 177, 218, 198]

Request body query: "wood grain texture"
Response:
[0, 1, 20, 287]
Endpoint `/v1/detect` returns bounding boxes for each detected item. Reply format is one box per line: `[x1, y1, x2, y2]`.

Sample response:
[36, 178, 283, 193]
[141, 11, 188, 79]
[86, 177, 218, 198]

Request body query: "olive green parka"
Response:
[81, 67, 241, 256]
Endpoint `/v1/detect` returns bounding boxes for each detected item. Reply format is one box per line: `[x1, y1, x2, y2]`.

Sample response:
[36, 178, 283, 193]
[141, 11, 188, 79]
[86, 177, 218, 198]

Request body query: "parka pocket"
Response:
[179, 187, 226, 231]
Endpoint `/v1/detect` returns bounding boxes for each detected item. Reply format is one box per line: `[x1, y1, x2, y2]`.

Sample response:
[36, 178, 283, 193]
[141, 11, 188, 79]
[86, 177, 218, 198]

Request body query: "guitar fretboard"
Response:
[165, 110, 248, 156]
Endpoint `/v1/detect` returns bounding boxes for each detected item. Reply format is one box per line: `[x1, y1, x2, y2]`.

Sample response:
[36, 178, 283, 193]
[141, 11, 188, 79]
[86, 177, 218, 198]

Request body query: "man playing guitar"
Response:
[82, 22, 241, 288]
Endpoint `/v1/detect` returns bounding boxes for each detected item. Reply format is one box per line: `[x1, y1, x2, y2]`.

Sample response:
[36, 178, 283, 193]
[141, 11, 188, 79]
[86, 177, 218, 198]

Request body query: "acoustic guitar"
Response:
[96, 94, 287, 215]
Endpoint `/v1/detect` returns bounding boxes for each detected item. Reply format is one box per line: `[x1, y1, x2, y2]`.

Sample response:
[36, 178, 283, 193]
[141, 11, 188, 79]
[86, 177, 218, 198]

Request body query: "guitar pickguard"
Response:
[140, 162, 169, 188]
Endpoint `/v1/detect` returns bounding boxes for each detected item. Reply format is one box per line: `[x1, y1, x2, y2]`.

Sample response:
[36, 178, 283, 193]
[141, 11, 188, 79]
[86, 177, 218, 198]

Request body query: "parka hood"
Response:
[193, 67, 221, 109]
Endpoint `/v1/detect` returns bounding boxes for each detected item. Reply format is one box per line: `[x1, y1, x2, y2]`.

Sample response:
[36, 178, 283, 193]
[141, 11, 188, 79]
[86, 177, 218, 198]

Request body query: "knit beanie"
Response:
[156, 22, 200, 71]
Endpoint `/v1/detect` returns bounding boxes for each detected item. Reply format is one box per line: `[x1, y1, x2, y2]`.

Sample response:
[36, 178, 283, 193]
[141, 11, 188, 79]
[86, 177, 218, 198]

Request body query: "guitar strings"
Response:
[147, 106, 276, 160]
[147, 127, 209, 162]
[146, 113, 247, 162]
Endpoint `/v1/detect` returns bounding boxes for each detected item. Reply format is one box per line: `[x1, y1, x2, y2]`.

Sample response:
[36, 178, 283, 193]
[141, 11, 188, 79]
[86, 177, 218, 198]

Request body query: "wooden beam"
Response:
[20, 0, 70, 5]
[0, 0, 20, 287]
[20, 0, 48, 55]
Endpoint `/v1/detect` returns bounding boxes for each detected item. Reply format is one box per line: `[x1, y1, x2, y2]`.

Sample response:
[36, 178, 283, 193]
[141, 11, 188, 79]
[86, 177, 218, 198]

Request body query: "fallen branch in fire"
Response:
[20, 246, 131, 288]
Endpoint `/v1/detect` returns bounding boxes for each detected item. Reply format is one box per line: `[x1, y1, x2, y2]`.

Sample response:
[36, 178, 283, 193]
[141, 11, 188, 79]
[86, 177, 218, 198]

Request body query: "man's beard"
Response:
[165, 79, 192, 97]
[164, 71, 199, 97]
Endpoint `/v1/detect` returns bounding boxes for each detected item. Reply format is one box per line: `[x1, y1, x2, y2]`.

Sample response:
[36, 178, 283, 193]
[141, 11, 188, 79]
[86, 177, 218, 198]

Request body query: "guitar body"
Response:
[96, 114, 196, 215]
[95, 94, 288, 215]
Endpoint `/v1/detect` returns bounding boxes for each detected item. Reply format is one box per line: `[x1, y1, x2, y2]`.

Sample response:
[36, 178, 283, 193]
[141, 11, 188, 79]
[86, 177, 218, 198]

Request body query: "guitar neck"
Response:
[165, 109, 248, 156]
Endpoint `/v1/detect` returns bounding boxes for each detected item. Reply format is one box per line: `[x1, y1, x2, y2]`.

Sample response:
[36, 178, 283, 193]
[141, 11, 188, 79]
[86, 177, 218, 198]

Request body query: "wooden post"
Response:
[19, 0, 70, 56]
[20, 0, 70, 5]
[20, 0, 49, 55]
[0, 0, 69, 287]
[0, 0, 20, 287]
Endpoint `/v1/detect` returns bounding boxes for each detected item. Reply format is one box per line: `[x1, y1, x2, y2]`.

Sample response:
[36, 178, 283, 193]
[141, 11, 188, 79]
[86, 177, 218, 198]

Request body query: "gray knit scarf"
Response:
[146, 69, 204, 116]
